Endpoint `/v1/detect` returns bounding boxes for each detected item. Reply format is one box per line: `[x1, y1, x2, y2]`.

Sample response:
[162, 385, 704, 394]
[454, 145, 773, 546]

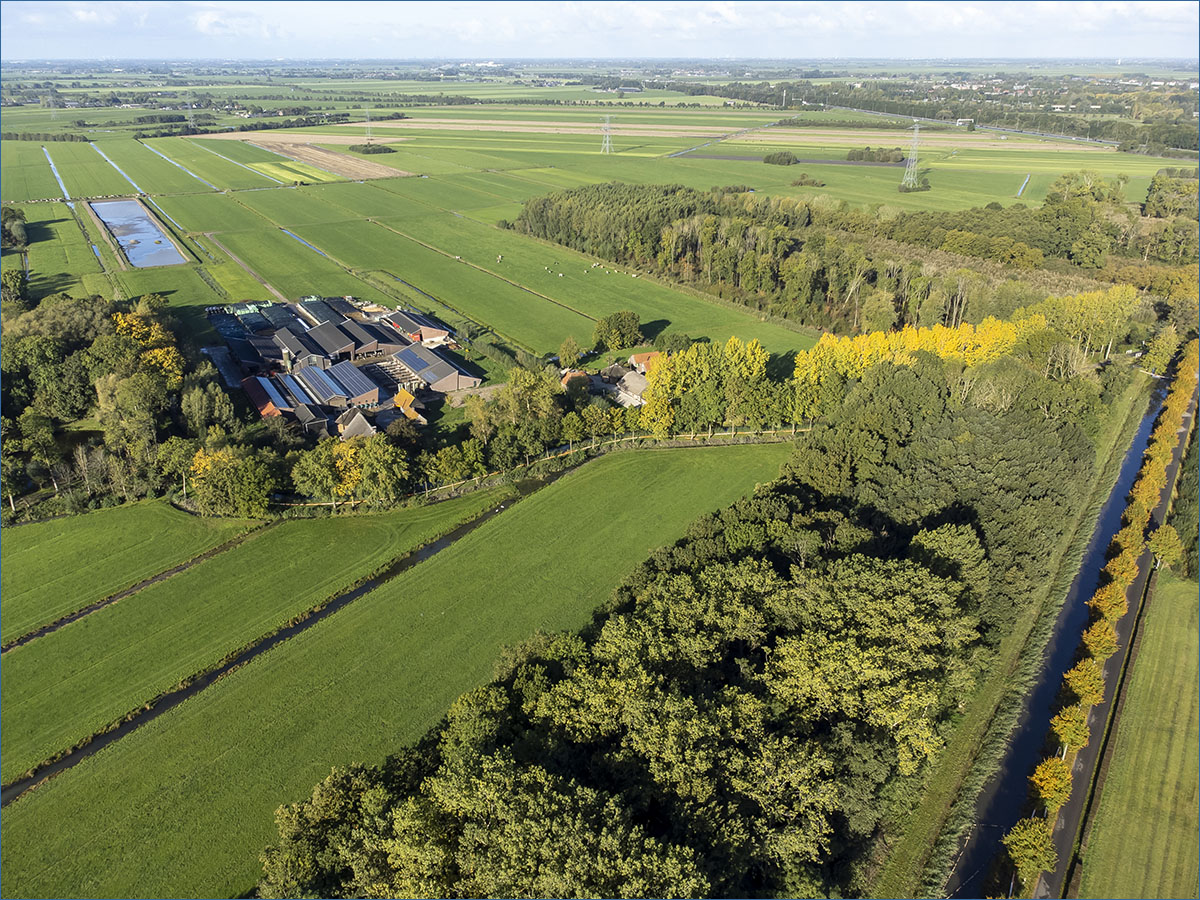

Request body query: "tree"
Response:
[1080, 619, 1118, 661]
[1030, 756, 1073, 813]
[356, 434, 408, 503]
[1, 268, 29, 316]
[292, 438, 360, 510]
[1050, 703, 1090, 753]
[1064, 658, 1105, 707]
[157, 435, 199, 498]
[593, 310, 643, 351]
[1143, 324, 1179, 375]
[559, 335, 582, 369]
[582, 403, 611, 446]
[1003, 817, 1057, 895]
[561, 411, 584, 450]
[190, 446, 276, 517]
[1148, 524, 1185, 570]
[18, 407, 61, 491]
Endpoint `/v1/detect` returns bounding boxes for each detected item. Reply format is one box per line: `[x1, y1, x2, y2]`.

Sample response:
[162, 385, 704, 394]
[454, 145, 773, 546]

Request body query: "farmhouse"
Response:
[336, 407, 377, 441]
[628, 351, 663, 374]
[614, 371, 649, 407]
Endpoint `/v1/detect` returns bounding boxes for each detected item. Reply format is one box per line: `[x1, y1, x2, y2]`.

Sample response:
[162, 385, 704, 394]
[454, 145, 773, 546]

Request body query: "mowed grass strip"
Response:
[0, 140, 66, 202]
[91, 139, 212, 195]
[0, 490, 510, 784]
[41, 141, 135, 198]
[0, 444, 792, 899]
[0, 501, 253, 644]
[1078, 570, 1200, 900]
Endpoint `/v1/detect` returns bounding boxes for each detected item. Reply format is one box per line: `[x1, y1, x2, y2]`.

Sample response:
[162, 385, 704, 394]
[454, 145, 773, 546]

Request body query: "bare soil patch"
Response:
[249, 141, 412, 179]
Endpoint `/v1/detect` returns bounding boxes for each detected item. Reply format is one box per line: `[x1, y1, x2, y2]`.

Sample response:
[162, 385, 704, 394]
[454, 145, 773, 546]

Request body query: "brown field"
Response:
[201, 131, 412, 179]
[203, 131, 409, 146]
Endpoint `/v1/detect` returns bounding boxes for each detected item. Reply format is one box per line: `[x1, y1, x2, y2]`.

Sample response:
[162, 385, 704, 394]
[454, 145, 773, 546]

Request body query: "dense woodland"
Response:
[512, 175, 1198, 335]
[257, 301, 1158, 897]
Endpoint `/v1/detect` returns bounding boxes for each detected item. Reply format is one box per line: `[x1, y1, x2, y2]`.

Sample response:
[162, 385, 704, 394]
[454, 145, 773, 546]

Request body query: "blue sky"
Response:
[1, 1, 1197, 62]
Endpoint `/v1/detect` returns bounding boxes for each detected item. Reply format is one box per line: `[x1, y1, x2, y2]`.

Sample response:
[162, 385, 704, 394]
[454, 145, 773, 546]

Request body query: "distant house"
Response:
[600, 362, 631, 384]
[628, 351, 663, 375]
[336, 407, 376, 441]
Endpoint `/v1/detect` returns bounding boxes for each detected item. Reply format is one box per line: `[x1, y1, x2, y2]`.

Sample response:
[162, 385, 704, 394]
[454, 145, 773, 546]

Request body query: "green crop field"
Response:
[1077, 570, 1200, 900]
[91, 139, 212, 195]
[246, 158, 344, 184]
[229, 186, 357, 227]
[151, 191, 277, 234]
[0, 140, 66, 202]
[0, 501, 254, 644]
[0, 443, 792, 899]
[0, 489, 510, 784]
[40, 141, 136, 198]
[143, 137, 279, 190]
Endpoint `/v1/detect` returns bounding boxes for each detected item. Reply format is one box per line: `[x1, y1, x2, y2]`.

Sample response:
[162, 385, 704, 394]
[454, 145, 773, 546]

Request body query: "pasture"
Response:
[0, 444, 793, 899]
[0, 489, 510, 784]
[1077, 570, 1200, 900]
[0, 140, 66, 202]
[39, 141, 134, 198]
[2, 201, 104, 299]
[0, 501, 253, 644]
[143, 137, 279, 190]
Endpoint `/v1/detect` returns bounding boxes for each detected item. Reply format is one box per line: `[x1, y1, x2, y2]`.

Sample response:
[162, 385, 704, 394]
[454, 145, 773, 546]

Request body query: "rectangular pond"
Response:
[89, 199, 187, 268]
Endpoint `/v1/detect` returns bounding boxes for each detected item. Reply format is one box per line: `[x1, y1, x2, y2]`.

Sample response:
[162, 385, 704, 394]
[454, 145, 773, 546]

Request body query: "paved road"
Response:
[1038, 382, 1197, 899]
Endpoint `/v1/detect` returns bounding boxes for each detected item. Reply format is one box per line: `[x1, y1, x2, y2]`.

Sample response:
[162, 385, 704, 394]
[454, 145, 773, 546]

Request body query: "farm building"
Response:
[242, 376, 287, 417]
[277, 372, 315, 407]
[336, 407, 377, 441]
[293, 404, 331, 436]
[274, 327, 328, 372]
[615, 371, 649, 407]
[391, 344, 481, 393]
[383, 309, 453, 346]
[297, 297, 341, 327]
[306, 321, 357, 360]
[600, 362, 631, 384]
[294, 365, 350, 407]
[327, 360, 382, 406]
[628, 352, 663, 374]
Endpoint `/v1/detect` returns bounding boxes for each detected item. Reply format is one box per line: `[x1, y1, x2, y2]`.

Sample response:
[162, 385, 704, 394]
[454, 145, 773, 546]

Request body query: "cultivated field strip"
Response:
[0, 490, 509, 788]
[0, 445, 792, 899]
[0, 502, 254, 645]
[0, 140, 66, 202]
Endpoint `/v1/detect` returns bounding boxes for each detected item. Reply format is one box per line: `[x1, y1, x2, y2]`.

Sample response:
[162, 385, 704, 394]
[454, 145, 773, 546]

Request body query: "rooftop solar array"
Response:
[278, 373, 313, 406]
[257, 377, 290, 411]
[397, 346, 431, 373]
[296, 365, 344, 403]
[328, 361, 379, 399]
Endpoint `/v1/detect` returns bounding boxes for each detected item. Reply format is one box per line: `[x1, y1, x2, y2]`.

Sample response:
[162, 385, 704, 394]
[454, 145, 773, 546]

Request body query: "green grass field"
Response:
[143, 137, 280, 191]
[0, 489, 510, 784]
[3, 201, 103, 299]
[1077, 569, 1200, 900]
[92, 139, 213, 195]
[0, 140, 66, 202]
[0, 444, 792, 899]
[39, 141, 135, 198]
[0, 501, 254, 644]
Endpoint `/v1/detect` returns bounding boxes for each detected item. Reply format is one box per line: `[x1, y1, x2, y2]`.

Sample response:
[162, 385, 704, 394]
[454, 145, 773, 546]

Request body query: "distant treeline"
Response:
[847, 146, 905, 163]
[0, 132, 89, 142]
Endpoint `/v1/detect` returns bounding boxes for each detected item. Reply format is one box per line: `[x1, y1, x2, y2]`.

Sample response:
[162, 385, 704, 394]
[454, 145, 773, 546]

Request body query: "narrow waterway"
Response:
[0, 477, 556, 808]
[946, 380, 1167, 898]
[139, 141, 218, 190]
[40, 146, 72, 203]
[90, 143, 145, 193]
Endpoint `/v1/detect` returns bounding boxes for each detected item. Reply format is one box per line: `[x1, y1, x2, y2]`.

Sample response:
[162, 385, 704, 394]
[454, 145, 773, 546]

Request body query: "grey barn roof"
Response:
[307, 321, 355, 357]
[278, 372, 314, 406]
[327, 360, 380, 400]
[296, 365, 347, 403]
[273, 326, 322, 359]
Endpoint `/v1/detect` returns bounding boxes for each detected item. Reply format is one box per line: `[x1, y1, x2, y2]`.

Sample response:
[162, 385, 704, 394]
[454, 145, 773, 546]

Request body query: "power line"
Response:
[601, 115, 613, 154]
[901, 121, 920, 189]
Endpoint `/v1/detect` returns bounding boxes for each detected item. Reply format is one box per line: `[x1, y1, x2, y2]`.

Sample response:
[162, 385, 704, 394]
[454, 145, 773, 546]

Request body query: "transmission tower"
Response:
[186, 92, 194, 131]
[365, 106, 372, 145]
[601, 115, 613, 154]
[901, 121, 920, 189]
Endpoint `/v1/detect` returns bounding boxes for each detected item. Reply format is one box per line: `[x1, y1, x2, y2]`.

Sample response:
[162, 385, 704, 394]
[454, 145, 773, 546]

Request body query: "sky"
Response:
[1, 0, 1197, 62]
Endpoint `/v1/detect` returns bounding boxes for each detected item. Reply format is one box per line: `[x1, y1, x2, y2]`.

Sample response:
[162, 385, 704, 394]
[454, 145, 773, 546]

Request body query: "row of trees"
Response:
[512, 179, 1193, 340]
[258, 312, 1136, 896]
[1003, 338, 1197, 897]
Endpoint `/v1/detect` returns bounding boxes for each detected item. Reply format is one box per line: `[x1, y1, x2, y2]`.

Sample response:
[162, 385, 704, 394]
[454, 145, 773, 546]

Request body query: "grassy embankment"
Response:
[868, 370, 1155, 897]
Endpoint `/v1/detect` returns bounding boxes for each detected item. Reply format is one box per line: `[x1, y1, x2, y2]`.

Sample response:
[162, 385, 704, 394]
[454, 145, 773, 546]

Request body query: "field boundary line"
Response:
[204, 232, 287, 301]
[0, 520, 276, 655]
[368, 219, 599, 321]
[0, 486, 529, 808]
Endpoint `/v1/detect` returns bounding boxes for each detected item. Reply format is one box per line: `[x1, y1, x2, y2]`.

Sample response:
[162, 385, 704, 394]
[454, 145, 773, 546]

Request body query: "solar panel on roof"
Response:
[279, 373, 313, 406]
[259, 377, 290, 410]
[328, 361, 378, 398]
[398, 347, 431, 372]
